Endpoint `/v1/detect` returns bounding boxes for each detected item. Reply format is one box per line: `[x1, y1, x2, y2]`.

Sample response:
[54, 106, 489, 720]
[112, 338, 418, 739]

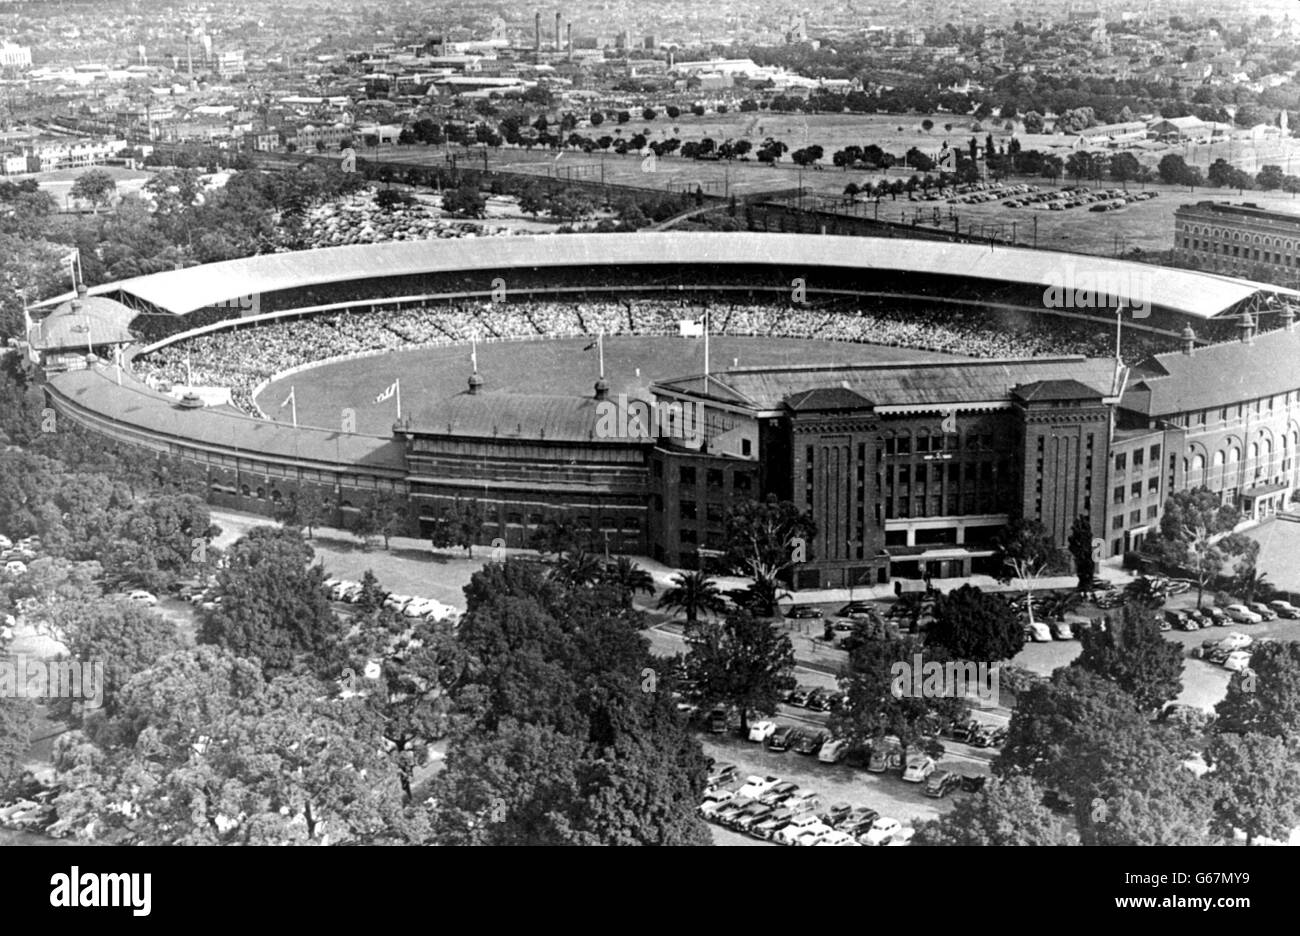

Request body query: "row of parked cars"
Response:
[322, 577, 458, 621]
[1190, 631, 1262, 671]
[946, 182, 1039, 205]
[1166, 600, 1298, 630]
[699, 765, 914, 846]
[0, 534, 40, 576]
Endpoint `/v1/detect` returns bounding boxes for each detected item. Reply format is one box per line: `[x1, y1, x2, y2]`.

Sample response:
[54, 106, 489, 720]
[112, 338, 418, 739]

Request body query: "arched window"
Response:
[1228, 446, 1240, 463]
[1191, 453, 1205, 472]
[240, 484, 251, 497]
[1213, 451, 1225, 467]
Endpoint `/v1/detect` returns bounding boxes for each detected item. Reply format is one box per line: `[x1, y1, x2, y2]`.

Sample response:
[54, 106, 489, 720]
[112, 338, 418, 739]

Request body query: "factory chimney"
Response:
[534, 12, 541, 52]
[556, 12, 563, 51]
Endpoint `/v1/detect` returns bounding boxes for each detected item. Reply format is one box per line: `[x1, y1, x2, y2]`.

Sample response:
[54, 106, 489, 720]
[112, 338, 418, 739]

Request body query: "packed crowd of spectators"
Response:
[132, 297, 1177, 417]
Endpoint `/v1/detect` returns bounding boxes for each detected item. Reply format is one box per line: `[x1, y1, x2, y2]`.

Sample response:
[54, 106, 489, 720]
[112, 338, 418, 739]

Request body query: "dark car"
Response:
[786, 688, 811, 707]
[768, 725, 797, 752]
[805, 688, 830, 711]
[758, 781, 800, 807]
[959, 775, 987, 793]
[820, 802, 854, 827]
[785, 604, 824, 620]
[706, 707, 729, 734]
[923, 770, 960, 798]
[945, 719, 977, 743]
[969, 724, 1008, 748]
[836, 601, 878, 618]
[1042, 790, 1075, 816]
[791, 728, 829, 755]
[706, 762, 739, 787]
[838, 807, 881, 837]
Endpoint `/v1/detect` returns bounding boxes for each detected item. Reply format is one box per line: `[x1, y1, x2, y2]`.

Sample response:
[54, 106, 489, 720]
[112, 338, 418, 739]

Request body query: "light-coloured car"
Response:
[736, 775, 781, 800]
[3, 561, 27, 576]
[1218, 632, 1254, 652]
[814, 830, 860, 846]
[780, 814, 834, 846]
[859, 817, 903, 846]
[1224, 604, 1263, 625]
[885, 826, 916, 846]
[818, 738, 849, 764]
[1223, 650, 1252, 672]
[1024, 621, 1052, 642]
[902, 754, 935, 783]
[748, 720, 777, 743]
[127, 589, 158, 607]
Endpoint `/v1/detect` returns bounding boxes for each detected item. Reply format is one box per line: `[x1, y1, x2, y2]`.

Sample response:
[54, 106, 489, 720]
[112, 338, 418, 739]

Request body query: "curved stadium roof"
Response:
[53, 233, 1298, 321]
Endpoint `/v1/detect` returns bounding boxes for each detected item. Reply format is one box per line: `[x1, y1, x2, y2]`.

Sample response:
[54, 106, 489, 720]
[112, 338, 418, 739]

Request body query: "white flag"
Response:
[375, 380, 398, 403]
[281, 387, 295, 408]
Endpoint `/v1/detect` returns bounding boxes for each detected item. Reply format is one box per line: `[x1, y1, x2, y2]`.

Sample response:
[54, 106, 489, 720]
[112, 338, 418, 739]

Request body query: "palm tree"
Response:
[553, 548, 603, 588]
[602, 556, 655, 609]
[658, 570, 727, 626]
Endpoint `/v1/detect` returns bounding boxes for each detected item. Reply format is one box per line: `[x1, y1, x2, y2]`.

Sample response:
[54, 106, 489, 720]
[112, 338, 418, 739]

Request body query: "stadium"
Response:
[29, 232, 1300, 587]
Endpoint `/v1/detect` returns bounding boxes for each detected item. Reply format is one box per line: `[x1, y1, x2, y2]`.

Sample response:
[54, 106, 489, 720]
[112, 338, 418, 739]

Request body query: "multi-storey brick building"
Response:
[1175, 201, 1300, 286]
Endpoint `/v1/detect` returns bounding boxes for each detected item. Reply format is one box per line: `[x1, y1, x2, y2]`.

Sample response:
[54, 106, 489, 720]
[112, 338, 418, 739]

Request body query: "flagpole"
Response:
[598, 331, 604, 379]
[185, 355, 192, 386]
[472, 335, 478, 374]
[291, 387, 297, 428]
[395, 378, 401, 420]
[703, 307, 709, 388]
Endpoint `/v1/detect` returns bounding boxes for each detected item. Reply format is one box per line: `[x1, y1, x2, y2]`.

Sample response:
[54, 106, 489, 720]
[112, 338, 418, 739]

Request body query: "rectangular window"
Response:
[1148, 477, 1159, 493]
[734, 473, 751, 492]
[1131, 482, 1142, 499]
[679, 466, 695, 486]
[1112, 515, 1124, 530]
[706, 468, 724, 489]
[915, 465, 928, 486]
[705, 504, 724, 524]
[1115, 453, 1127, 472]
[741, 438, 752, 457]
[1150, 444, 1161, 462]
[1147, 506, 1159, 519]
[896, 436, 911, 455]
[1113, 486, 1125, 504]
[1133, 448, 1144, 467]
[680, 501, 697, 520]
[1130, 510, 1142, 525]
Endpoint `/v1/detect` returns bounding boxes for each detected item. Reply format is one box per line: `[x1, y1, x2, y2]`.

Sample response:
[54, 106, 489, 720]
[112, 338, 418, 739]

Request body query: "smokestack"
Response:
[1238, 310, 1255, 345]
[534, 12, 541, 52]
[566, 22, 572, 59]
[556, 12, 562, 51]
[1180, 324, 1195, 355]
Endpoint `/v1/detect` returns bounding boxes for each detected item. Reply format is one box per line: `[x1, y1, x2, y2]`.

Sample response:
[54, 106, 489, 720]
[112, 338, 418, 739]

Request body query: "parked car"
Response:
[126, 589, 158, 607]
[1224, 604, 1263, 625]
[1247, 602, 1277, 621]
[1024, 621, 1053, 642]
[814, 830, 860, 846]
[747, 720, 777, 743]
[777, 814, 831, 846]
[818, 738, 850, 764]
[959, 775, 987, 793]
[758, 781, 800, 807]
[1268, 599, 1300, 619]
[1042, 790, 1074, 815]
[923, 770, 959, 798]
[821, 802, 854, 827]
[785, 790, 820, 814]
[1202, 606, 1228, 626]
[867, 737, 902, 773]
[1217, 632, 1254, 652]
[805, 688, 830, 711]
[838, 807, 882, 837]
[1165, 609, 1198, 631]
[1223, 650, 1253, 673]
[836, 601, 878, 618]
[751, 808, 796, 840]
[859, 817, 904, 846]
[785, 604, 823, 620]
[1049, 619, 1074, 640]
[768, 725, 796, 751]
[785, 688, 812, 707]
[736, 775, 781, 799]
[792, 728, 829, 755]
[706, 707, 729, 734]
[706, 762, 739, 787]
[969, 724, 1008, 748]
[902, 754, 936, 783]
[731, 802, 776, 832]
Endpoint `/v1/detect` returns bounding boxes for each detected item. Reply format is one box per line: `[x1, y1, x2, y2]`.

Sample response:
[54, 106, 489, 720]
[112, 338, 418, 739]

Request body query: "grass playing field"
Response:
[256, 333, 966, 436]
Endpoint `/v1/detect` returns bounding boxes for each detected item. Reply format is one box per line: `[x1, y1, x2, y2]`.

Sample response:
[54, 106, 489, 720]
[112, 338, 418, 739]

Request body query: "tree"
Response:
[273, 486, 333, 539]
[441, 183, 486, 218]
[657, 570, 727, 625]
[996, 667, 1200, 843]
[1158, 153, 1194, 187]
[428, 498, 484, 556]
[1207, 732, 1300, 845]
[1108, 151, 1142, 187]
[1022, 111, 1044, 133]
[1152, 487, 1248, 609]
[1215, 640, 1300, 739]
[1257, 164, 1285, 191]
[198, 526, 341, 678]
[721, 495, 816, 617]
[921, 119, 934, 132]
[49, 647, 411, 844]
[686, 610, 797, 735]
[70, 169, 117, 213]
[993, 519, 1057, 627]
[1208, 157, 1236, 188]
[601, 556, 654, 610]
[927, 584, 1024, 662]
[642, 107, 656, 121]
[55, 598, 185, 717]
[589, 111, 604, 127]
[1072, 603, 1184, 714]
[0, 696, 34, 796]
[831, 635, 965, 769]
[1067, 515, 1097, 589]
[552, 549, 604, 588]
[913, 776, 1068, 846]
